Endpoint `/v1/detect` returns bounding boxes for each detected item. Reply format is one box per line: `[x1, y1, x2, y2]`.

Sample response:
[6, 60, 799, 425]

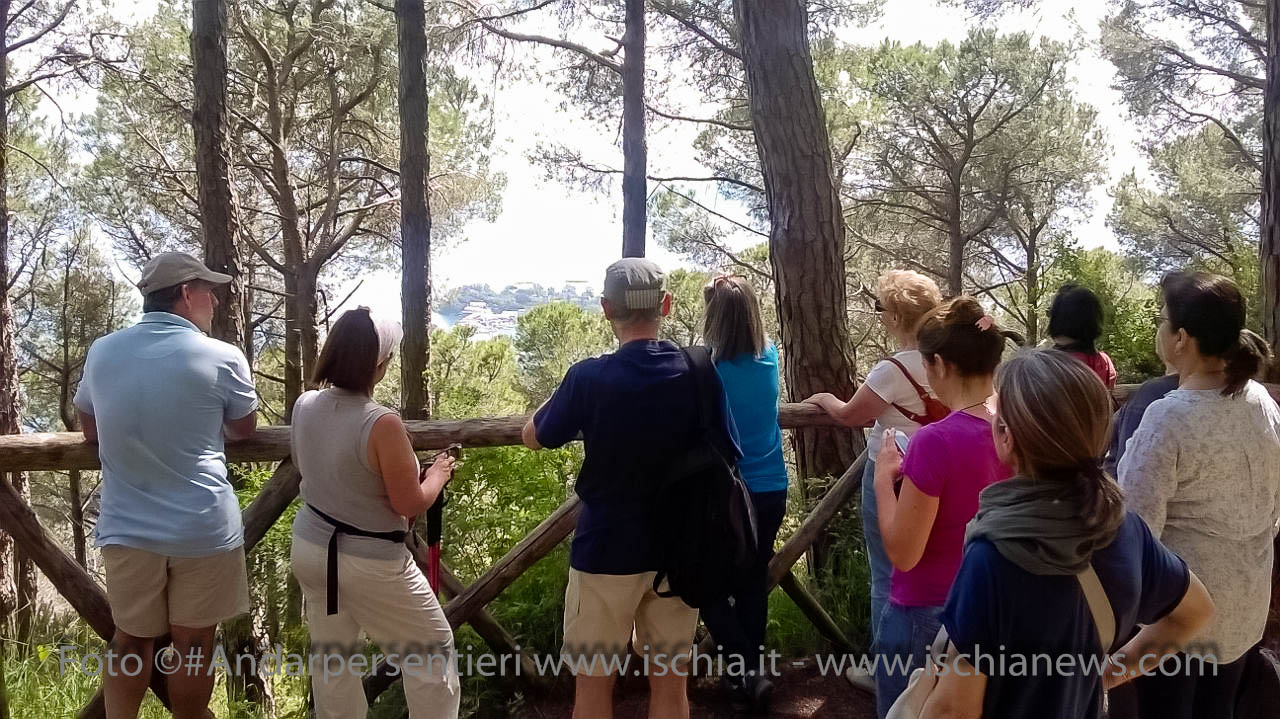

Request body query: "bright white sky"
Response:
[350, 0, 1141, 319]
[82, 0, 1143, 319]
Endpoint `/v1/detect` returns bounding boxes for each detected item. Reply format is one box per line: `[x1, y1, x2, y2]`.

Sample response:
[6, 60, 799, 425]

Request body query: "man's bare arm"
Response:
[224, 411, 258, 441]
[78, 410, 98, 444]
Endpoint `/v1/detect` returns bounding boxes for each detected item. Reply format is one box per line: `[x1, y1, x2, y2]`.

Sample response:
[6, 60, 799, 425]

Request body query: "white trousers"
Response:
[291, 538, 461, 719]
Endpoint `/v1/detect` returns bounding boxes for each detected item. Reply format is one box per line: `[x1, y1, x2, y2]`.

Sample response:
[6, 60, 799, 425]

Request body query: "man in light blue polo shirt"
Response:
[75, 251, 258, 719]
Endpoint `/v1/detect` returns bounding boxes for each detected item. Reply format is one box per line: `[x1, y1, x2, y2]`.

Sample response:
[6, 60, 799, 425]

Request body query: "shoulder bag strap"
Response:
[885, 356, 931, 401]
[1077, 565, 1116, 652]
[885, 356, 929, 424]
[681, 346, 716, 433]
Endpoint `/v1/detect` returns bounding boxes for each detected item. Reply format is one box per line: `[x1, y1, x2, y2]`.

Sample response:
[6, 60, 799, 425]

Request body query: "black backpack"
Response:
[650, 346, 759, 608]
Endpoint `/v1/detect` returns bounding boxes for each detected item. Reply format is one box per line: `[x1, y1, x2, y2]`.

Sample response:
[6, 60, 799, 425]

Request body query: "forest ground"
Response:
[517, 662, 877, 718]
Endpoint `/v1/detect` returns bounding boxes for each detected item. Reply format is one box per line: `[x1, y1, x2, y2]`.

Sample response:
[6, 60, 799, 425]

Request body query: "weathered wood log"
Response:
[767, 450, 867, 590]
[0, 473, 173, 715]
[779, 570, 854, 653]
[0, 403, 844, 472]
[364, 496, 581, 702]
[360, 547, 551, 702]
[444, 495, 581, 628]
[241, 458, 301, 553]
[74, 461, 298, 718]
[435, 560, 548, 690]
[0, 476, 112, 640]
[6, 386, 1263, 474]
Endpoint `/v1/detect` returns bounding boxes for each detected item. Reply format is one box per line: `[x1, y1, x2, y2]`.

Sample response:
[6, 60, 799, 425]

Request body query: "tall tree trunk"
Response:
[1263, 0, 1280, 367]
[299, 268, 319, 393]
[1025, 235, 1040, 345]
[733, 0, 860, 485]
[11, 472, 32, 648]
[621, 0, 646, 258]
[0, 1, 20, 690]
[947, 194, 964, 296]
[283, 271, 301, 421]
[221, 598, 274, 713]
[242, 263, 256, 367]
[193, 4, 265, 676]
[68, 470, 87, 568]
[1263, 0, 1280, 648]
[397, 0, 431, 421]
[282, 267, 319, 422]
[192, 0, 245, 346]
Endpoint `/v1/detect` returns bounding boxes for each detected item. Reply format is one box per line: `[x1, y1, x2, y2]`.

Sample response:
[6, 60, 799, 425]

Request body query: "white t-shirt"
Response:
[863, 349, 933, 456]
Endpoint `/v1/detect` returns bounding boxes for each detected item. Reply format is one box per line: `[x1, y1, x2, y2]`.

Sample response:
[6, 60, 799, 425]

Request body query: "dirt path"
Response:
[515, 660, 877, 719]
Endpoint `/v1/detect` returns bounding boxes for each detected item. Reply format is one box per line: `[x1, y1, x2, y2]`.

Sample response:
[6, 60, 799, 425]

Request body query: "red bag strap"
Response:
[885, 356, 931, 425]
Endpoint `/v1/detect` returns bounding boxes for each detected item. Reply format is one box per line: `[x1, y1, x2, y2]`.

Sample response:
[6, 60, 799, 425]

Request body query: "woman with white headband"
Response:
[289, 307, 460, 718]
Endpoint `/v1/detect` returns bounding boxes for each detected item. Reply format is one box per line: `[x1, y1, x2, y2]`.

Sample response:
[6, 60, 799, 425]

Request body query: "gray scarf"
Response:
[965, 474, 1123, 575]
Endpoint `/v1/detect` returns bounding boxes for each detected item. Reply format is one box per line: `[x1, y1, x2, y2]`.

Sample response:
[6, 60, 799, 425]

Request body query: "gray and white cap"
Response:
[137, 252, 233, 294]
[602, 257, 666, 310]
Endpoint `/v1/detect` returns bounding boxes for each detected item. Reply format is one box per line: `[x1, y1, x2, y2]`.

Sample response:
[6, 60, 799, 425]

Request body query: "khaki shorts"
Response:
[102, 545, 250, 638]
[561, 569, 698, 677]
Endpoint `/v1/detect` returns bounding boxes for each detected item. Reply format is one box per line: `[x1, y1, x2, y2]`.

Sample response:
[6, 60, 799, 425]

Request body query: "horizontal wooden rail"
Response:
[0, 403, 846, 473]
[9, 382, 1277, 474]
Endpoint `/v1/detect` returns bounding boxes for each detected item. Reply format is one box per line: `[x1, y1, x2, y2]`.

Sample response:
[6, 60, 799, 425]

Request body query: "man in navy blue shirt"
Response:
[522, 258, 733, 719]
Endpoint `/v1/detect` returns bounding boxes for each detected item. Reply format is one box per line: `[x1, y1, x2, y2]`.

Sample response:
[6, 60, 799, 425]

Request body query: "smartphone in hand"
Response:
[893, 429, 910, 456]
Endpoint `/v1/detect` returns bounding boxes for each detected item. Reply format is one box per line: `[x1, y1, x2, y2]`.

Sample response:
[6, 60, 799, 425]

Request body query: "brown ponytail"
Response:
[1160, 271, 1268, 397]
[1223, 330, 1272, 396]
[995, 350, 1126, 535]
[916, 296, 1025, 377]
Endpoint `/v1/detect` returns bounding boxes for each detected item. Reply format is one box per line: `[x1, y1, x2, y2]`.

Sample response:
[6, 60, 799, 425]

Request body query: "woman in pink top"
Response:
[870, 297, 1020, 718]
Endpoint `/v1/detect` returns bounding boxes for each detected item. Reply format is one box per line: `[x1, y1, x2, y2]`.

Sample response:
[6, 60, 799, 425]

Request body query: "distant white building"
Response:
[456, 302, 520, 339]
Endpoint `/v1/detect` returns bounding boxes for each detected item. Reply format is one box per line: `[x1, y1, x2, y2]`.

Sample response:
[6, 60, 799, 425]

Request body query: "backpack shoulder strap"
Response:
[1077, 565, 1116, 652]
[681, 345, 717, 432]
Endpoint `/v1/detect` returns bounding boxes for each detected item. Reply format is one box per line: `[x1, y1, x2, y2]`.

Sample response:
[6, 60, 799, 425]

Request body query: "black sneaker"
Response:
[721, 675, 751, 711]
[745, 674, 774, 713]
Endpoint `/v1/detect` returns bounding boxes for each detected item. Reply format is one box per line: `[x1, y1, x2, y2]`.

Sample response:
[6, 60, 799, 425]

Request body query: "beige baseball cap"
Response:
[136, 252, 233, 294]
[602, 257, 666, 309]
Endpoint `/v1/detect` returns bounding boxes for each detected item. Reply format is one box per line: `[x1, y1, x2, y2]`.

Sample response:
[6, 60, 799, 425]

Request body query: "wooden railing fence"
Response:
[1, 385, 1278, 715]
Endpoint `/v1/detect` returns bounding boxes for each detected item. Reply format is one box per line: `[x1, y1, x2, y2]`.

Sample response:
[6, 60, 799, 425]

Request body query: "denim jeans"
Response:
[873, 602, 943, 719]
[862, 458, 892, 646]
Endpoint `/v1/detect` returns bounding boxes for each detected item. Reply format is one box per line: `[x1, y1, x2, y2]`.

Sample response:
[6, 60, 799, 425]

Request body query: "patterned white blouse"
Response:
[1118, 380, 1280, 663]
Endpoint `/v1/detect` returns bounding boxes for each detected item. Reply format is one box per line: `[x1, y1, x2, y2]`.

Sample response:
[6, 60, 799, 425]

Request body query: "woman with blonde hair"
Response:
[698, 274, 786, 709]
[804, 269, 943, 681]
[290, 308, 460, 718]
[1119, 271, 1279, 718]
[920, 349, 1212, 719]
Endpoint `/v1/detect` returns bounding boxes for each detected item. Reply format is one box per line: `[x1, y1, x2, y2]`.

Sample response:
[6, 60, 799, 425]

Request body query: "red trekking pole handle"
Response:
[420, 443, 460, 593]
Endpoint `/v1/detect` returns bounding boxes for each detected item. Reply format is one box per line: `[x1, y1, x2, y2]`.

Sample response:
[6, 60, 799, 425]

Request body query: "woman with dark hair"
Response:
[698, 274, 785, 708]
[1048, 284, 1118, 389]
[1119, 271, 1280, 719]
[870, 297, 1020, 717]
[290, 308, 460, 718]
[917, 350, 1213, 719]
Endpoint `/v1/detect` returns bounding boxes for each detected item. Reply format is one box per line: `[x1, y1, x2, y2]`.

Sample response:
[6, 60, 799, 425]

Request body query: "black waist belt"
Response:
[306, 504, 407, 615]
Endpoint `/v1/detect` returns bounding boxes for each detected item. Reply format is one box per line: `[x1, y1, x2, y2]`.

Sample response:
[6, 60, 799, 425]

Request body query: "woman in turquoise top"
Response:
[698, 274, 788, 710]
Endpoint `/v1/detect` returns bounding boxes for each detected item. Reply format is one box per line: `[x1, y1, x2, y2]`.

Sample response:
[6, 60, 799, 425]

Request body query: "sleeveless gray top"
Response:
[290, 388, 414, 559]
